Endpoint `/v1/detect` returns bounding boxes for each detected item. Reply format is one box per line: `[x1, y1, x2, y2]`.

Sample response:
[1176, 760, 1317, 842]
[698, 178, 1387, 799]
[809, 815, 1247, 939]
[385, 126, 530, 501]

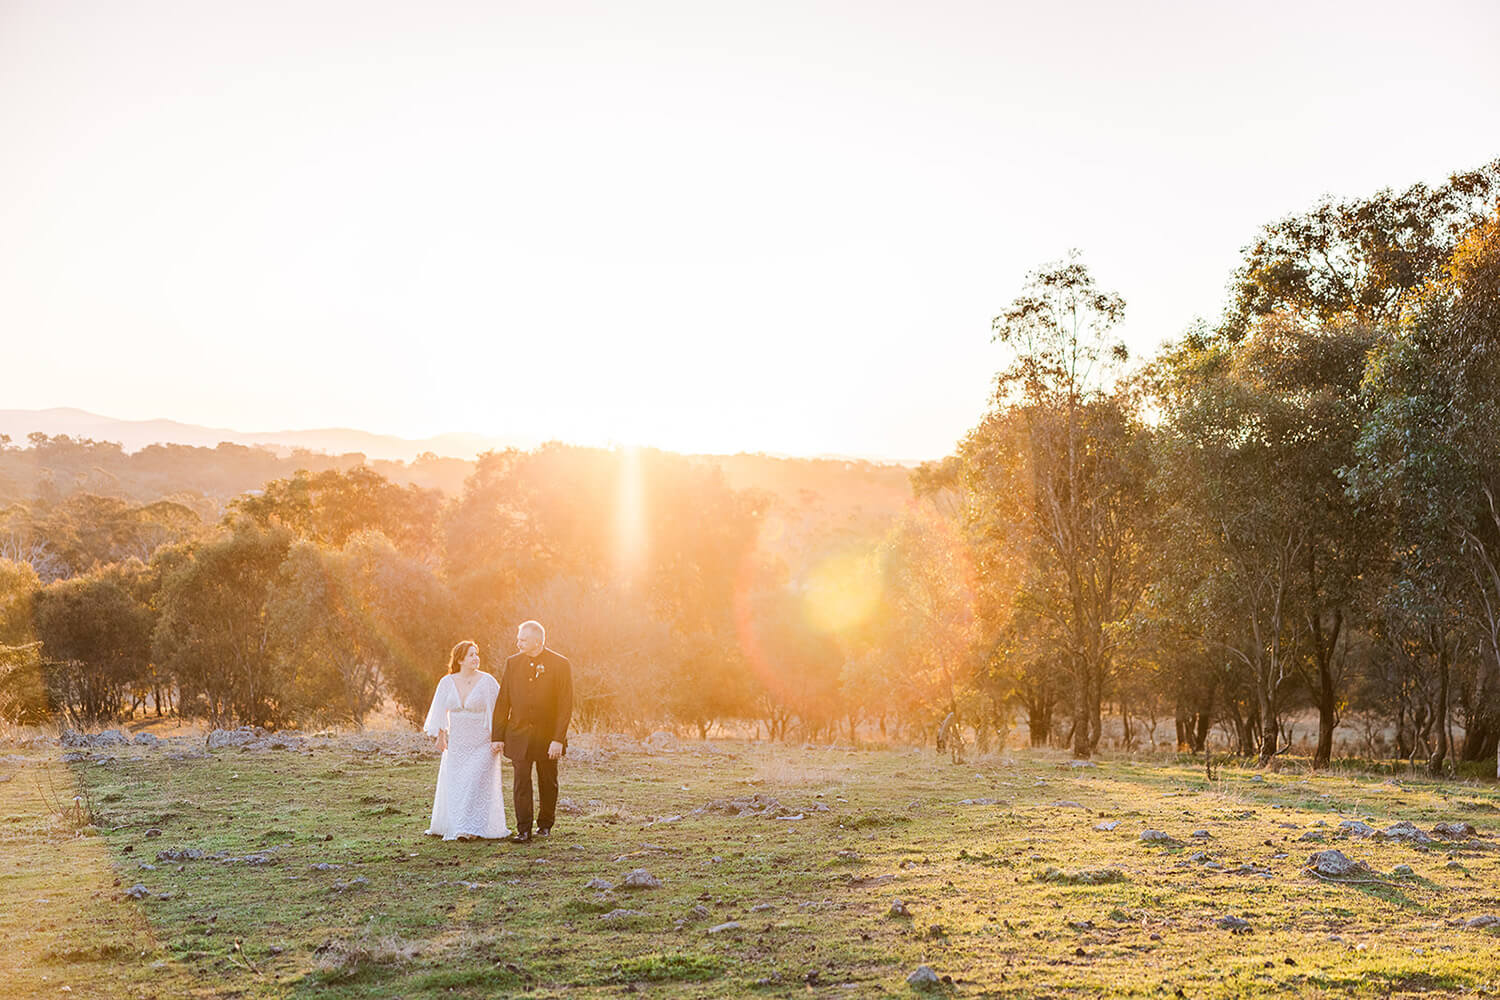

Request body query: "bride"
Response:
[422, 640, 509, 840]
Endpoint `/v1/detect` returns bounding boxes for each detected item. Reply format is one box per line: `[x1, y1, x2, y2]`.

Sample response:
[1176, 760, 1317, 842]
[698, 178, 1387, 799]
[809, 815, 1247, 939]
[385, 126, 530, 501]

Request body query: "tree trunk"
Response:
[1256, 677, 1279, 765]
[1027, 694, 1051, 747]
[1071, 657, 1092, 759]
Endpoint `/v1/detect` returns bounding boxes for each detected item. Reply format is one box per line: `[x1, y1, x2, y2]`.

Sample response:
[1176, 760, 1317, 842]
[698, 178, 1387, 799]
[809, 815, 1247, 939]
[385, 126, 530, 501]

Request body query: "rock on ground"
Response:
[907, 965, 941, 987]
[620, 869, 662, 889]
[1377, 821, 1434, 846]
[1308, 849, 1372, 878]
[1041, 866, 1127, 885]
[600, 908, 647, 922]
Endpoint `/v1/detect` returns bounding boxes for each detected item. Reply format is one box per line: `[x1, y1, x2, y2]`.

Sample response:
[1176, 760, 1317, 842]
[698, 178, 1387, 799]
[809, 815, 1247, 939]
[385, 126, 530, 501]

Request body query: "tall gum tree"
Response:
[970, 253, 1152, 758]
[1355, 209, 1500, 774]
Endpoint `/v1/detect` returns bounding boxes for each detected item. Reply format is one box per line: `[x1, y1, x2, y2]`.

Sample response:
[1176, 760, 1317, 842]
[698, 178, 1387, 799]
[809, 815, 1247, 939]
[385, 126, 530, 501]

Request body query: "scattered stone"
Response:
[1465, 915, 1498, 929]
[926, 924, 946, 939]
[1446, 860, 1466, 870]
[707, 920, 742, 934]
[1040, 866, 1127, 885]
[1390, 864, 1415, 877]
[1067, 919, 1094, 931]
[600, 908, 647, 922]
[123, 884, 149, 900]
[1187, 851, 1213, 865]
[907, 965, 941, 988]
[1337, 820, 1376, 838]
[329, 877, 368, 892]
[205, 728, 308, 753]
[309, 862, 342, 871]
[1190, 830, 1211, 839]
[620, 869, 662, 890]
[1067, 760, 1098, 769]
[206, 728, 261, 750]
[1297, 831, 1326, 842]
[644, 730, 675, 750]
[144, 828, 162, 839]
[693, 794, 793, 818]
[1308, 849, 1372, 878]
[686, 904, 710, 920]
[889, 899, 912, 918]
[137, 863, 155, 871]
[1094, 820, 1120, 832]
[1051, 800, 1084, 809]
[1433, 822, 1477, 840]
[62, 729, 130, 748]
[1248, 774, 1265, 783]
[155, 849, 204, 862]
[1140, 830, 1178, 845]
[957, 798, 1000, 806]
[584, 878, 613, 891]
[749, 903, 774, 912]
[1377, 821, 1434, 846]
[1217, 915, 1252, 933]
[132, 733, 161, 746]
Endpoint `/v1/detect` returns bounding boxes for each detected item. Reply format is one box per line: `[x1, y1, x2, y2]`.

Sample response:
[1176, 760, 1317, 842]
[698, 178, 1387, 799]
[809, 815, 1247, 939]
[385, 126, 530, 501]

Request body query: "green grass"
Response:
[1, 735, 1498, 997]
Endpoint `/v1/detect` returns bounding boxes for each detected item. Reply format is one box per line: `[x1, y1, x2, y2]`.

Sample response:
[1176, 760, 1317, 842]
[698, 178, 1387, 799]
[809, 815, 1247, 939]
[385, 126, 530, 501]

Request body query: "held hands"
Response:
[491, 741, 504, 756]
[548, 741, 564, 760]
[436, 730, 448, 753]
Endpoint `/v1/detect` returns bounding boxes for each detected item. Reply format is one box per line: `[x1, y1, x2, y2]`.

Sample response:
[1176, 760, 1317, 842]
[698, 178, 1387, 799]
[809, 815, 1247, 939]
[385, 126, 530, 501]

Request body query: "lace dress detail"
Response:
[422, 672, 509, 840]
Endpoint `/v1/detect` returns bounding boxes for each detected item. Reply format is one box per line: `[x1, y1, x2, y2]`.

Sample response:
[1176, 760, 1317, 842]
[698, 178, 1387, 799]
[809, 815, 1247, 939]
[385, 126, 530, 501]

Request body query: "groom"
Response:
[491, 620, 572, 844]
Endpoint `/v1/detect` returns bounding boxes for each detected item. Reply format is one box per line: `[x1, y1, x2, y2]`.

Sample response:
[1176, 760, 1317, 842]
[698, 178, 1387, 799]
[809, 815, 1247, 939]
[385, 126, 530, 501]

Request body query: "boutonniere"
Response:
[532, 663, 546, 680]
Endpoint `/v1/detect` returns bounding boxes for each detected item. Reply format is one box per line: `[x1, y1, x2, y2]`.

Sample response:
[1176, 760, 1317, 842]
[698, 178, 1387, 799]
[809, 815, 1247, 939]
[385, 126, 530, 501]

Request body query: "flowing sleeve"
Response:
[422, 676, 450, 737]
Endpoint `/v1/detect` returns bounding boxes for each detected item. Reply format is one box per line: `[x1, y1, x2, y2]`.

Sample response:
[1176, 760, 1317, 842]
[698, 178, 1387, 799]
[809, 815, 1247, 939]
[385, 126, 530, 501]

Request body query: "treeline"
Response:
[0, 449, 892, 740]
[2, 160, 1498, 775]
[913, 158, 1500, 774]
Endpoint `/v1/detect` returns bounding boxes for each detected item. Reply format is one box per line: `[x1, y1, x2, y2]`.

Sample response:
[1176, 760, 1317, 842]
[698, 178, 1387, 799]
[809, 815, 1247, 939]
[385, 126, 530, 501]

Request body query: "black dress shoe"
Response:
[507, 831, 532, 844]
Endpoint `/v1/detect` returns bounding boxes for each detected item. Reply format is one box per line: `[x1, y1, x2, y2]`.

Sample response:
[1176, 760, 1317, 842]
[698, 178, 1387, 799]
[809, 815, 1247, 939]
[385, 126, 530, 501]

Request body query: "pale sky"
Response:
[3, 0, 1497, 460]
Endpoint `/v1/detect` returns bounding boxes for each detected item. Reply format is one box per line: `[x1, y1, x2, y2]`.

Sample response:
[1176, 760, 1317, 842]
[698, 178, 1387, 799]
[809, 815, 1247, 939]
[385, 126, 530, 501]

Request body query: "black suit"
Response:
[491, 647, 572, 834]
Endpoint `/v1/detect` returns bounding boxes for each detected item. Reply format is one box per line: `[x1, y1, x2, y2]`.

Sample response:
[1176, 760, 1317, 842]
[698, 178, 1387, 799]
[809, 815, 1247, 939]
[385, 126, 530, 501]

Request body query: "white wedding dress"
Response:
[422, 671, 510, 840]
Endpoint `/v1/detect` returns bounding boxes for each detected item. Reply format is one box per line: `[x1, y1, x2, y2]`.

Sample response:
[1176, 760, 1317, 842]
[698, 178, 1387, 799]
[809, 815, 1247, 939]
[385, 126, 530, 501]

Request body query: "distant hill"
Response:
[0, 409, 923, 521]
[0, 407, 530, 463]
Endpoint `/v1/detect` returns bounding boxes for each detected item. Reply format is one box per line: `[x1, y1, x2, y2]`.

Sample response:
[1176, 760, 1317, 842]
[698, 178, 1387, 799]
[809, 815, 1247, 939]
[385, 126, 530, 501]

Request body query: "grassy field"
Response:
[3, 731, 1499, 999]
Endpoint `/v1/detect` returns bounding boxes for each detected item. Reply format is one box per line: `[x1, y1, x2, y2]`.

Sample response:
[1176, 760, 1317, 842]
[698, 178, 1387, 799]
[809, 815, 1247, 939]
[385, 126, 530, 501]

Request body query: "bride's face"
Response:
[462, 646, 480, 671]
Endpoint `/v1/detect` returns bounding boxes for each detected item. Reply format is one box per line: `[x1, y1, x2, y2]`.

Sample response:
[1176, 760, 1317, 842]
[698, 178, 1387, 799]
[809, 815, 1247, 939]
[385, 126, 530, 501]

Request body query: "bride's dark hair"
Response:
[448, 640, 477, 674]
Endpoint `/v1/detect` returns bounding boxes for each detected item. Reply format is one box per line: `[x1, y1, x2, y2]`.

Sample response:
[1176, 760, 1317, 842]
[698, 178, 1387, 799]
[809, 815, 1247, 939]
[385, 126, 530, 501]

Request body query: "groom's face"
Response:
[517, 628, 544, 657]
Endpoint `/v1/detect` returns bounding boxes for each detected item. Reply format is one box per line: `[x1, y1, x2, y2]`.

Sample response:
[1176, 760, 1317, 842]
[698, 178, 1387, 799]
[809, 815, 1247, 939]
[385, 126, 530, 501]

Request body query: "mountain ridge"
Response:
[0, 408, 923, 466]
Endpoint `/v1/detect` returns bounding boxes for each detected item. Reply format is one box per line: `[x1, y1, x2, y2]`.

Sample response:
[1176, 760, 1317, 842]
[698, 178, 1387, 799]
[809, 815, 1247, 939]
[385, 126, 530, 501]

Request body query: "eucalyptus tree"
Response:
[1354, 210, 1500, 773]
[1230, 158, 1498, 333]
[963, 254, 1154, 758]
